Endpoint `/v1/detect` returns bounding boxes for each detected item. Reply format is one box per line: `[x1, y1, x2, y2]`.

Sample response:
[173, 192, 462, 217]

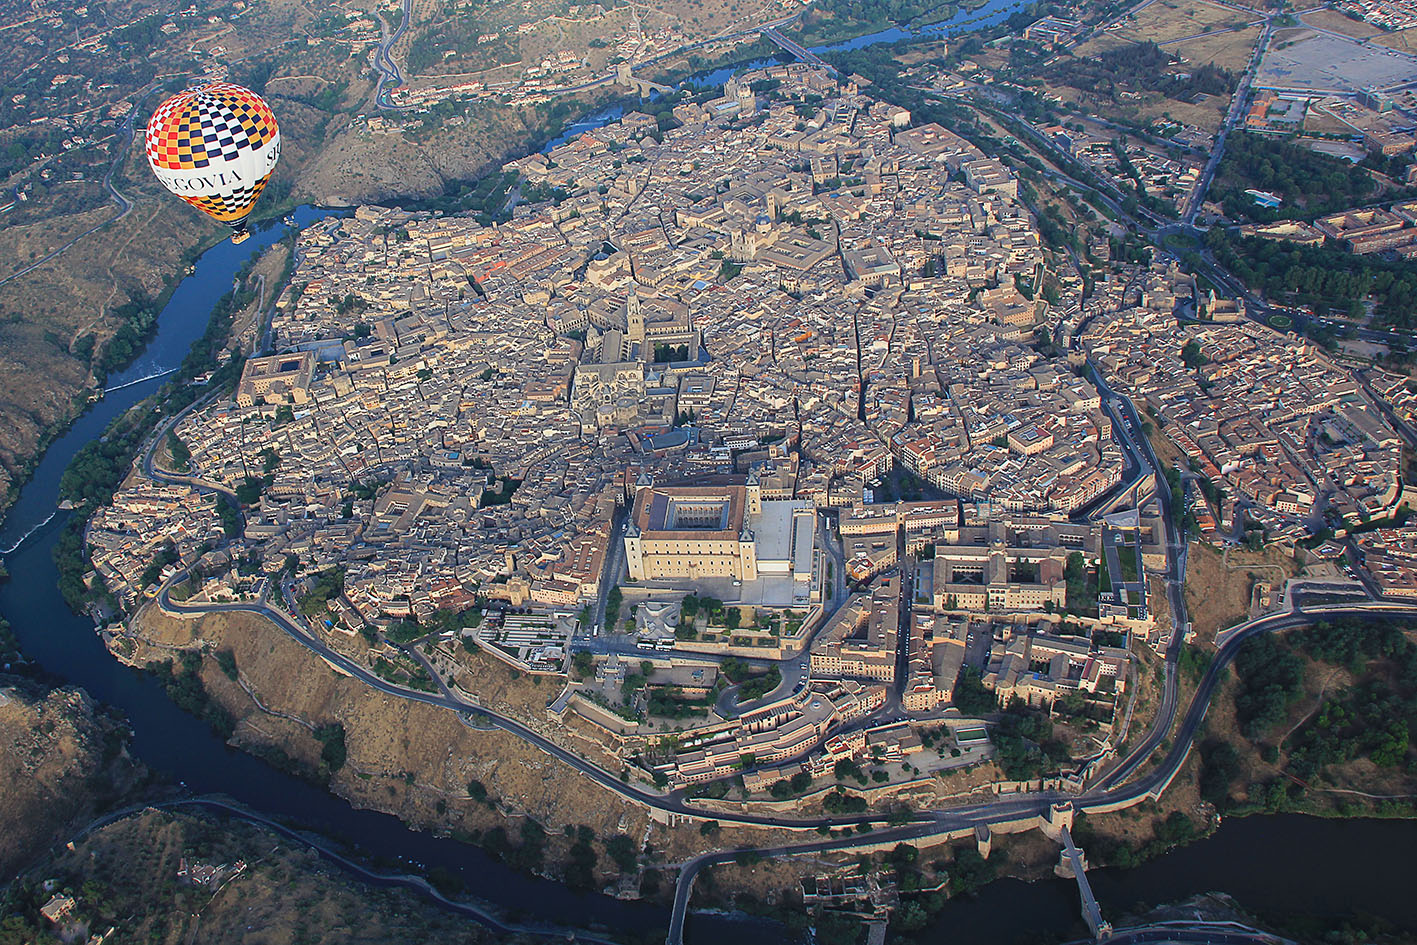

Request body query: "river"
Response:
[916, 813, 1417, 942]
[539, 0, 1026, 155]
[3, 15, 1416, 945]
[0, 208, 733, 942]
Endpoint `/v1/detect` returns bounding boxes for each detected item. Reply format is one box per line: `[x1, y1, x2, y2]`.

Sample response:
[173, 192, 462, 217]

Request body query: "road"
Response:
[0, 84, 152, 289]
[1097, 923, 1297, 945]
[577, 506, 842, 711]
[46, 796, 623, 945]
[140, 377, 243, 500]
[1068, 395, 1145, 522]
[156, 585, 904, 831]
[663, 600, 1417, 944]
[1158, 21, 1263, 46]
[1184, 17, 1273, 224]
[761, 27, 838, 77]
[590, 506, 628, 634]
[372, 0, 413, 110]
[818, 509, 848, 608]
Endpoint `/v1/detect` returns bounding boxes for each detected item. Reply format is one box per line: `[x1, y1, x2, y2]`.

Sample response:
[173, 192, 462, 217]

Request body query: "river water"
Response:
[0, 209, 709, 941]
[919, 813, 1417, 942]
[539, 0, 1026, 155]
[4, 12, 1417, 944]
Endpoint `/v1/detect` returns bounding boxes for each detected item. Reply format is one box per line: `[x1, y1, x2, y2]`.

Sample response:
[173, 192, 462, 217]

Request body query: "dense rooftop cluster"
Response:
[1083, 291, 1406, 540]
[92, 64, 1119, 633]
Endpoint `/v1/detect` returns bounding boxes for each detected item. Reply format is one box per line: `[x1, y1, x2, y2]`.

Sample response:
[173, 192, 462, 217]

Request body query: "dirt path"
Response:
[1278, 666, 1340, 745]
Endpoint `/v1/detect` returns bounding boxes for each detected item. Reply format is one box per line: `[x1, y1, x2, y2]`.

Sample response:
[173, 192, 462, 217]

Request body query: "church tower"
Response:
[626, 289, 645, 354]
[736, 81, 756, 117]
[729, 227, 757, 262]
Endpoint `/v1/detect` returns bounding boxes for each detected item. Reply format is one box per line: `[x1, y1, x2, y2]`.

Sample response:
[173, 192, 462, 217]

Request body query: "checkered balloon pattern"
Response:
[145, 83, 281, 227]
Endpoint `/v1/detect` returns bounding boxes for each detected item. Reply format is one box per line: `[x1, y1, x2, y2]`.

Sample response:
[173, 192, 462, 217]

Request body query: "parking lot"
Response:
[1260, 31, 1417, 91]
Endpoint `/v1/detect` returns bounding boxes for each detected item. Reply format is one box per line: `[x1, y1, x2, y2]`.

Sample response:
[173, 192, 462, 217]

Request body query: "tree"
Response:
[834, 758, 866, 784]
[953, 666, 996, 715]
[950, 847, 997, 895]
[298, 568, 345, 618]
[1233, 634, 1305, 739]
[604, 585, 623, 632]
[565, 828, 598, 889]
[889, 843, 919, 869]
[1198, 740, 1240, 807]
[605, 835, 638, 873]
[313, 723, 347, 772]
[509, 818, 547, 872]
[895, 900, 928, 932]
[166, 430, 192, 471]
[823, 790, 866, 813]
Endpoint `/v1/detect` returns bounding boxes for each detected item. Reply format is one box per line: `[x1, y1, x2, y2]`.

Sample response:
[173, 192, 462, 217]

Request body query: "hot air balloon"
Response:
[145, 82, 281, 244]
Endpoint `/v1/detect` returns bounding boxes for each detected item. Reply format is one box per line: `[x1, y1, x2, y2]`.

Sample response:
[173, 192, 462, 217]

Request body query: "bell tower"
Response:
[626, 289, 645, 352]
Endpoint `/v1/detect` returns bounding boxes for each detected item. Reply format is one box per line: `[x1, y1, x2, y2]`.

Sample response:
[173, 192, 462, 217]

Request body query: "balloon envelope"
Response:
[145, 82, 280, 240]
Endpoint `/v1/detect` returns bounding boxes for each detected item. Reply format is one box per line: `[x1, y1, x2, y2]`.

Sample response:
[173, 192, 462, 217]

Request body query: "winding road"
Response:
[148, 473, 1416, 943]
[372, 0, 413, 111]
[51, 796, 623, 945]
[108, 16, 1417, 940]
[157, 586, 891, 831]
[0, 84, 152, 289]
[662, 599, 1417, 944]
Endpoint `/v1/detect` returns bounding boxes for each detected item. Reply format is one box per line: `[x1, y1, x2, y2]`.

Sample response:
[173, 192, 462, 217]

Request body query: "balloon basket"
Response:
[230, 231, 250, 245]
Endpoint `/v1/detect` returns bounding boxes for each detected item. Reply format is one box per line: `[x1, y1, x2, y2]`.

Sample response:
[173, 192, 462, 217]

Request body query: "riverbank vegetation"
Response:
[145, 651, 236, 740]
[1201, 617, 1417, 818]
[792, 0, 964, 46]
[1058, 617, 1417, 878]
[51, 245, 282, 613]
